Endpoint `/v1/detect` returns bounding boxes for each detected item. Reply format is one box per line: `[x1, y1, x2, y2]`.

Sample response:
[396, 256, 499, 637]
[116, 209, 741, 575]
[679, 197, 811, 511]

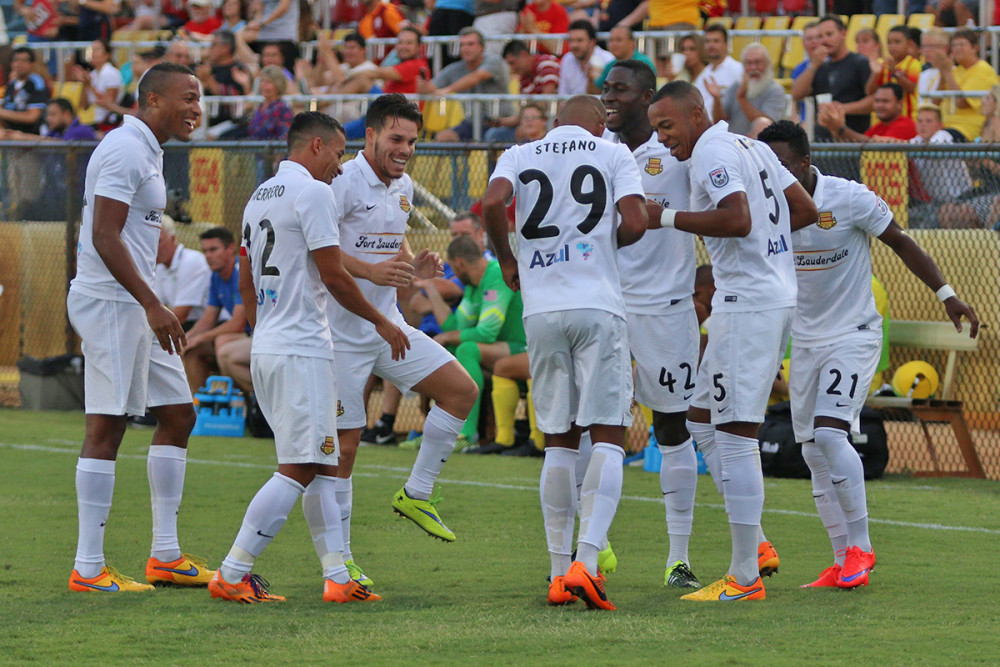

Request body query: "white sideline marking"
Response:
[6, 441, 1000, 536]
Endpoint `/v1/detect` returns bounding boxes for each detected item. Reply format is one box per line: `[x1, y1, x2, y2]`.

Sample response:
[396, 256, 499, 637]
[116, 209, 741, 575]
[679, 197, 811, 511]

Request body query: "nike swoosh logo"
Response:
[440, 458, 448, 463]
[835, 402, 850, 408]
[663, 490, 677, 495]
[418, 508, 446, 527]
[718, 587, 761, 600]
[683, 394, 693, 400]
[154, 564, 199, 576]
[100, 522, 106, 527]
[256, 530, 275, 538]
[75, 580, 120, 592]
[716, 406, 726, 413]
[840, 568, 870, 583]
[366, 204, 377, 210]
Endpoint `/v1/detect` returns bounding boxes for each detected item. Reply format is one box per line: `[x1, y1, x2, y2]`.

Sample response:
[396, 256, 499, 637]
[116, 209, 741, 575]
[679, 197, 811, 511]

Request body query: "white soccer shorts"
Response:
[333, 322, 454, 430]
[68, 291, 151, 417]
[691, 307, 794, 425]
[147, 342, 192, 407]
[251, 353, 340, 465]
[790, 335, 882, 444]
[627, 307, 700, 414]
[524, 309, 633, 434]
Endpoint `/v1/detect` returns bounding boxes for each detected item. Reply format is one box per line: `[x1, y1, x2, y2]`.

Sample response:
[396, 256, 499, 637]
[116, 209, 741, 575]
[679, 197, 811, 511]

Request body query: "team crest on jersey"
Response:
[709, 168, 729, 188]
[576, 242, 594, 260]
[320, 436, 336, 455]
[337, 401, 344, 417]
[817, 211, 837, 230]
[645, 158, 663, 175]
[399, 195, 411, 213]
[876, 198, 889, 217]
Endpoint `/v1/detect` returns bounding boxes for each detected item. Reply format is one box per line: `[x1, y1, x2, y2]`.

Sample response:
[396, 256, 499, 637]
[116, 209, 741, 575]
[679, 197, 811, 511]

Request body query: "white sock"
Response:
[575, 429, 593, 494]
[716, 430, 765, 586]
[74, 458, 115, 579]
[577, 443, 624, 573]
[335, 476, 353, 562]
[405, 406, 464, 500]
[687, 419, 723, 495]
[814, 427, 871, 552]
[659, 439, 697, 566]
[147, 445, 186, 562]
[802, 440, 848, 565]
[540, 447, 578, 580]
[220, 473, 304, 583]
[302, 475, 350, 584]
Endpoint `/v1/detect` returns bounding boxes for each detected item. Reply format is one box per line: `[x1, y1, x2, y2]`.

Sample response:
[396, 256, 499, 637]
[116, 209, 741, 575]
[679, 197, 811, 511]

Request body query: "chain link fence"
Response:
[0, 141, 997, 475]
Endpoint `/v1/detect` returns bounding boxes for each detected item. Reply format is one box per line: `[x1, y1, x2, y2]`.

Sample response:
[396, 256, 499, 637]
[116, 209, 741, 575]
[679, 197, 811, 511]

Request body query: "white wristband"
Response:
[659, 208, 678, 229]
[936, 284, 956, 302]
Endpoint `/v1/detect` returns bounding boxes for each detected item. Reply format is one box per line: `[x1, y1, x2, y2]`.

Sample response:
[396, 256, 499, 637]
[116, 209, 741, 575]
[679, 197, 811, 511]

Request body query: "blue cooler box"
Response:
[192, 376, 246, 437]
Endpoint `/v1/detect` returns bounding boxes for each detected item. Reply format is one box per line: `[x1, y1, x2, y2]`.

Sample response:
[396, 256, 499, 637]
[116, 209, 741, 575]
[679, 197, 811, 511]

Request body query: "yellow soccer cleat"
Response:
[145, 553, 215, 586]
[598, 542, 618, 574]
[323, 579, 382, 603]
[392, 486, 456, 542]
[758, 540, 780, 577]
[69, 566, 155, 593]
[208, 571, 285, 603]
[345, 559, 373, 588]
[681, 575, 765, 602]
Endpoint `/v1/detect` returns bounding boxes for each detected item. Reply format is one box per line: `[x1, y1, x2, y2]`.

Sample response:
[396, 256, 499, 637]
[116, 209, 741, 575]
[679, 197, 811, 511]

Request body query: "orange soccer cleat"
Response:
[563, 561, 615, 611]
[323, 579, 382, 603]
[837, 547, 876, 588]
[208, 571, 285, 603]
[757, 541, 780, 577]
[546, 576, 578, 606]
[801, 564, 843, 588]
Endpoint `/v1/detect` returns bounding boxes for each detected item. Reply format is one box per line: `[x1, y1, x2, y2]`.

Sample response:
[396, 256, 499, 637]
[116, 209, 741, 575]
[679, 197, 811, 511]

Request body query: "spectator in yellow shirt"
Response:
[925, 28, 999, 141]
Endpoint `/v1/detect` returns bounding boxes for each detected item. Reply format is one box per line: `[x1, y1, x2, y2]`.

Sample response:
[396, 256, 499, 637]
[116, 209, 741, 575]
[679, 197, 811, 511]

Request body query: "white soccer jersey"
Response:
[791, 166, 893, 346]
[327, 153, 410, 349]
[70, 115, 166, 303]
[606, 130, 695, 313]
[240, 160, 339, 360]
[689, 121, 798, 313]
[490, 124, 645, 318]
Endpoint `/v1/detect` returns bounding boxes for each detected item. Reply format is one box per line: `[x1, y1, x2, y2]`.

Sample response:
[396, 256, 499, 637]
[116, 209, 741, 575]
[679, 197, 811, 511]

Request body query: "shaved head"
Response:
[651, 80, 705, 115]
[556, 95, 607, 136]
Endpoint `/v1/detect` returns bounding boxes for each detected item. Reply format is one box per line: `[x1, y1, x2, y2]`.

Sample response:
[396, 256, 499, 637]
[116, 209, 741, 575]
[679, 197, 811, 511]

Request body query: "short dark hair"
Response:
[139, 45, 166, 61]
[94, 39, 113, 59]
[888, 25, 910, 40]
[137, 62, 195, 109]
[213, 29, 236, 55]
[287, 111, 345, 151]
[757, 119, 810, 160]
[343, 31, 366, 49]
[48, 97, 75, 115]
[610, 59, 657, 93]
[447, 235, 483, 263]
[907, 26, 922, 45]
[952, 28, 978, 48]
[453, 211, 483, 229]
[503, 39, 530, 58]
[651, 79, 700, 106]
[819, 15, 846, 31]
[568, 19, 596, 40]
[200, 226, 235, 246]
[13, 46, 35, 62]
[704, 22, 728, 41]
[398, 26, 422, 43]
[365, 93, 423, 131]
[878, 82, 904, 101]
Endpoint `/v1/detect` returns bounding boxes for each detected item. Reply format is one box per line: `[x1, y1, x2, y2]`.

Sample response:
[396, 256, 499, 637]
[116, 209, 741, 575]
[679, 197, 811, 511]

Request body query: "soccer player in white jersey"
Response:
[209, 112, 408, 604]
[483, 96, 648, 611]
[647, 81, 818, 602]
[66, 63, 213, 594]
[601, 60, 703, 590]
[321, 94, 478, 585]
[758, 120, 979, 589]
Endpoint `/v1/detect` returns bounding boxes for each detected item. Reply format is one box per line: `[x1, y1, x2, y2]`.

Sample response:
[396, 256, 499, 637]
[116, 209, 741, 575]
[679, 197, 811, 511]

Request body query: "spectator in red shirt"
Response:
[359, 0, 409, 39]
[491, 39, 559, 136]
[519, 0, 569, 55]
[819, 83, 916, 143]
[178, 0, 223, 41]
[338, 27, 430, 138]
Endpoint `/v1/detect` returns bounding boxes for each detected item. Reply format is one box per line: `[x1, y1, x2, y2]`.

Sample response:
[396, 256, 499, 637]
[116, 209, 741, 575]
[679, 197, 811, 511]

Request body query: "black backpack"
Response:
[246, 392, 274, 439]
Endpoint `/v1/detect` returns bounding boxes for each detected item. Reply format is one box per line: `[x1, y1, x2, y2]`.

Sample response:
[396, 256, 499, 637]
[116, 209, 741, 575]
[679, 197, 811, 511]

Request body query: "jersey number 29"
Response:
[518, 166, 608, 240]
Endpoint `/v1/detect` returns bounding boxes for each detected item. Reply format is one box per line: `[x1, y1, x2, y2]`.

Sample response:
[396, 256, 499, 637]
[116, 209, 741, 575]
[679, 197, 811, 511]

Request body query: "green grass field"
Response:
[2, 409, 999, 665]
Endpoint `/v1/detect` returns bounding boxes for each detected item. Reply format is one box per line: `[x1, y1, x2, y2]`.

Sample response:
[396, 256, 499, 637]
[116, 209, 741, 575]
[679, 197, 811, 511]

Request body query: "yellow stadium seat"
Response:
[110, 29, 135, 66]
[332, 28, 355, 41]
[508, 78, 520, 95]
[731, 16, 762, 59]
[422, 99, 464, 137]
[53, 82, 84, 114]
[846, 14, 876, 52]
[876, 13, 905, 45]
[760, 15, 790, 70]
[705, 16, 733, 31]
[907, 12, 936, 29]
[781, 15, 817, 76]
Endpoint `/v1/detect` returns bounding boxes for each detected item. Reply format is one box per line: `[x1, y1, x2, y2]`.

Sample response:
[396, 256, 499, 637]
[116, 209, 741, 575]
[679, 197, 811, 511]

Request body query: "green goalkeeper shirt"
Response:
[442, 260, 526, 345]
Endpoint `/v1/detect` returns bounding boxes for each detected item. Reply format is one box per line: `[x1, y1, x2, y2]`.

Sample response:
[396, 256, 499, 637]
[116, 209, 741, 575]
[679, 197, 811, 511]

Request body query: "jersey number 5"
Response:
[519, 166, 608, 240]
[759, 170, 780, 225]
[243, 219, 280, 276]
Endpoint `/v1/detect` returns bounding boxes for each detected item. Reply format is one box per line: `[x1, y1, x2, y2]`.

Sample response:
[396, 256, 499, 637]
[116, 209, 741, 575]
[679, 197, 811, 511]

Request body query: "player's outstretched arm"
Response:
[616, 194, 648, 248]
[784, 181, 820, 231]
[650, 192, 752, 238]
[92, 195, 185, 354]
[238, 255, 257, 330]
[341, 251, 415, 287]
[482, 178, 519, 292]
[314, 245, 411, 359]
[877, 221, 980, 338]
